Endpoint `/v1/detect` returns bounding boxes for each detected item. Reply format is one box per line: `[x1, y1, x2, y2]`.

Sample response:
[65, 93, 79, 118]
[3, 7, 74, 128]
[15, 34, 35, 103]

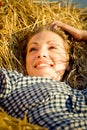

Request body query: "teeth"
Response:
[35, 63, 51, 68]
[34, 63, 53, 68]
[37, 63, 48, 67]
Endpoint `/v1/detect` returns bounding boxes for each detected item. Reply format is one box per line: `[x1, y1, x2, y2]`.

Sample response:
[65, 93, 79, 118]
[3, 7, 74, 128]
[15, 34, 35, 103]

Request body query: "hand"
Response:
[50, 21, 65, 29]
[50, 21, 87, 41]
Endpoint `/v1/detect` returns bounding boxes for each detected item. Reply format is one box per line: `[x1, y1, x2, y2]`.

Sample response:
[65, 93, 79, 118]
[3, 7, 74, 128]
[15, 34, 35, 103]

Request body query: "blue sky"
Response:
[72, 0, 87, 8]
[49, 0, 87, 8]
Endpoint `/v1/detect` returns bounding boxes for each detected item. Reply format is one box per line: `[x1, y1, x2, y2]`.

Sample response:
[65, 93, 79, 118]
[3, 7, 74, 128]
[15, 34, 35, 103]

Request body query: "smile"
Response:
[34, 62, 53, 68]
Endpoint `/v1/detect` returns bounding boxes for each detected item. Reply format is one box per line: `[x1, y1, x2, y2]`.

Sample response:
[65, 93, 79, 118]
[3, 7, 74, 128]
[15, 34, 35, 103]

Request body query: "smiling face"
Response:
[26, 30, 69, 80]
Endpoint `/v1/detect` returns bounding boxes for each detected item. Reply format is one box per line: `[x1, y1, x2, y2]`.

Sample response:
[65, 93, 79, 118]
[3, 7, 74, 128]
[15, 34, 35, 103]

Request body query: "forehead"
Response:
[28, 30, 64, 45]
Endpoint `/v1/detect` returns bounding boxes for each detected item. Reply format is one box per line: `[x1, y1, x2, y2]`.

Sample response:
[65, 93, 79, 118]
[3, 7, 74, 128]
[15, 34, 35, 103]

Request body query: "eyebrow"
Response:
[47, 41, 59, 44]
[28, 42, 38, 47]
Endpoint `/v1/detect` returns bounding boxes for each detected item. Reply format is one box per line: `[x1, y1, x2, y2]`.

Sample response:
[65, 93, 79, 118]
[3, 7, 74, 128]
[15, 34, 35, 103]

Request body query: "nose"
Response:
[36, 49, 48, 59]
[37, 55, 46, 58]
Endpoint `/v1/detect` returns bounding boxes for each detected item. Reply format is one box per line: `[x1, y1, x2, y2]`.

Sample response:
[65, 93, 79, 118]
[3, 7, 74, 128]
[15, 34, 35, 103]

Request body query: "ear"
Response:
[66, 65, 71, 71]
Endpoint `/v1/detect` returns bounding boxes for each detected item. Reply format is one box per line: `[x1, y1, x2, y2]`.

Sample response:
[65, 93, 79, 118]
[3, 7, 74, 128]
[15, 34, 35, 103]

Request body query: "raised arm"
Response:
[50, 21, 87, 42]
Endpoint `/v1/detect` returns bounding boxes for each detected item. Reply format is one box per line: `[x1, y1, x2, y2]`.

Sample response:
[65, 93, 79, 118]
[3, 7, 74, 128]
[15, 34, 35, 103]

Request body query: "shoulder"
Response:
[0, 68, 23, 77]
[0, 68, 23, 97]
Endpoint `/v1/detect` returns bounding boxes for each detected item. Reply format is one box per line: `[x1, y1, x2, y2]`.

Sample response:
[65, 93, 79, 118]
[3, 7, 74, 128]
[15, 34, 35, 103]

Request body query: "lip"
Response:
[34, 61, 53, 68]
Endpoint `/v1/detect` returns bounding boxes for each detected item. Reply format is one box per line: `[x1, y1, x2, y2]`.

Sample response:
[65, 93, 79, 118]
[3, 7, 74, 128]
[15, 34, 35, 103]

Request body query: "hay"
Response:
[0, 108, 47, 130]
[0, 0, 87, 87]
[0, 0, 87, 71]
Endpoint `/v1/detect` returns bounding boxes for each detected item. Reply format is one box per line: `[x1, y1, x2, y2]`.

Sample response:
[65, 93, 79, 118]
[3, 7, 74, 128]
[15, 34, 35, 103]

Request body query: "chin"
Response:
[38, 74, 52, 78]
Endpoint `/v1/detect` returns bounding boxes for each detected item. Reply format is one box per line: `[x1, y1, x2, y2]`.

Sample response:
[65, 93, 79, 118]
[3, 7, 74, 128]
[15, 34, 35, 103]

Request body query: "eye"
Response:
[49, 46, 57, 50]
[29, 47, 37, 52]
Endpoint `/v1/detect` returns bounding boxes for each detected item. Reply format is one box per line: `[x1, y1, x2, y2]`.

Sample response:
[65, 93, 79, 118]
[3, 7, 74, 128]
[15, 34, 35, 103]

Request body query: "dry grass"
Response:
[0, 108, 47, 130]
[0, 0, 87, 86]
[0, 0, 87, 71]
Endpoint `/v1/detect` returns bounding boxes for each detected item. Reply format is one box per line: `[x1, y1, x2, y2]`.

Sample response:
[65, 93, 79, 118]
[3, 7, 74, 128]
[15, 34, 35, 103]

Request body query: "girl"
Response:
[0, 25, 87, 130]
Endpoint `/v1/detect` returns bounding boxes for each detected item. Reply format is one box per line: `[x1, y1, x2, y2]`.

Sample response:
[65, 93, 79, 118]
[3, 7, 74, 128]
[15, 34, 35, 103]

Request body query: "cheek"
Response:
[52, 55, 69, 71]
[26, 54, 32, 68]
[25, 55, 34, 75]
[55, 63, 67, 71]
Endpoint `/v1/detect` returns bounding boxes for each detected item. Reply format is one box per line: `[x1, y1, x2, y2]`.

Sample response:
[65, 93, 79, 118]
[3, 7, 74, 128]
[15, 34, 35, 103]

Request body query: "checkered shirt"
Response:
[0, 68, 87, 130]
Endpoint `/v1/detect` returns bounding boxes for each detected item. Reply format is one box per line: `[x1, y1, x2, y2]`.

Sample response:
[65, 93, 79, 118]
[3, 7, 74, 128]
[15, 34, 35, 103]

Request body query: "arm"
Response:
[50, 21, 87, 42]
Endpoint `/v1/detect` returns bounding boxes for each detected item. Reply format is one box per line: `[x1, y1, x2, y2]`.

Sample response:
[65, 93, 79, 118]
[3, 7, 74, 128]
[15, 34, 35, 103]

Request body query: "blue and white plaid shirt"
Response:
[0, 68, 87, 130]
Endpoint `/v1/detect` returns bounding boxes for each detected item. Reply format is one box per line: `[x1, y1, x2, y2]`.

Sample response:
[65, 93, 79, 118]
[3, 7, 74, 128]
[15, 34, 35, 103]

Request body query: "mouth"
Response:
[34, 62, 53, 68]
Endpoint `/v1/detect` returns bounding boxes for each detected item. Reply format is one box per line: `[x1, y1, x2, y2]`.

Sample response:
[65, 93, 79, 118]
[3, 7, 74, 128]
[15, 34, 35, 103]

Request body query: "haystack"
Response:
[0, 0, 87, 129]
[0, 0, 87, 70]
